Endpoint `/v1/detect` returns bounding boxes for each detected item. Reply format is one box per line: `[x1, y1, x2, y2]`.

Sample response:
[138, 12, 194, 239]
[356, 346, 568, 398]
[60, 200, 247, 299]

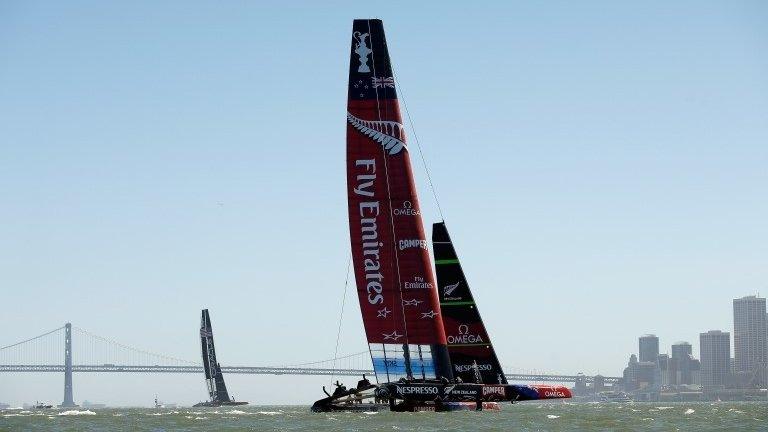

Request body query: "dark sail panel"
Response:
[200, 309, 231, 402]
[347, 19, 452, 383]
[432, 222, 507, 384]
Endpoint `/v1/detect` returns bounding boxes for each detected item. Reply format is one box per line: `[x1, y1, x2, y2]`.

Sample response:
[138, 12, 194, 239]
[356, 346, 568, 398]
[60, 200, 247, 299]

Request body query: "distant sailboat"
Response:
[153, 396, 176, 409]
[193, 309, 248, 407]
[311, 19, 572, 412]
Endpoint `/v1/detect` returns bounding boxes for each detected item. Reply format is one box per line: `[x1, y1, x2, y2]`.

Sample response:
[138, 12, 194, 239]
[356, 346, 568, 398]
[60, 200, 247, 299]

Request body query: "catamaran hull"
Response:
[312, 401, 499, 413]
[312, 382, 570, 412]
[378, 382, 571, 404]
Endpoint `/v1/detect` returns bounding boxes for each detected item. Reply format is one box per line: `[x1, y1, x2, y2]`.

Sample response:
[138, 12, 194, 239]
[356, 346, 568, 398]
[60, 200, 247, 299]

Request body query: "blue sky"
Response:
[1, 0, 766, 406]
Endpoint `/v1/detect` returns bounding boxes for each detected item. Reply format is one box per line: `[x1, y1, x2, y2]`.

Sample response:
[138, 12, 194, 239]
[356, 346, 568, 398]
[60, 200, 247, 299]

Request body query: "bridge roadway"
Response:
[0, 364, 620, 384]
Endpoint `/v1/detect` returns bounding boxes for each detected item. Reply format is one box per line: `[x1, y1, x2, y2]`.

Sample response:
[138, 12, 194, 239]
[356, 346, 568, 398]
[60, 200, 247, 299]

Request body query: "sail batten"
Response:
[347, 19, 452, 383]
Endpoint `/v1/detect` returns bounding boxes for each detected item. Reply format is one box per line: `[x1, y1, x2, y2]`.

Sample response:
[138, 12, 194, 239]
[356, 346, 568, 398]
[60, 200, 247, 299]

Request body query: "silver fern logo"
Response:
[443, 281, 461, 296]
[347, 112, 407, 155]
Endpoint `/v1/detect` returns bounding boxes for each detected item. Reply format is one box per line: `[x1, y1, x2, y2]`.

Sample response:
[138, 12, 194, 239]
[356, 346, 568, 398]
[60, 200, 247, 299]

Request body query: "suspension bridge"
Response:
[0, 323, 619, 406]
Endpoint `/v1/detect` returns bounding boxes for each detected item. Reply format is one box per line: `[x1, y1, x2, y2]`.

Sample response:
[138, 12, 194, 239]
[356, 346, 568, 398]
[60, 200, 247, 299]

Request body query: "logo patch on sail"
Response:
[443, 281, 461, 296]
[382, 330, 403, 341]
[447, 324, 485, 345]
[347, 112, 407, 155]
[353, 31, 372, 73]
[372, 76, 395, 88]
[398, 239, 427, 250]
[420, 310, 438, 319]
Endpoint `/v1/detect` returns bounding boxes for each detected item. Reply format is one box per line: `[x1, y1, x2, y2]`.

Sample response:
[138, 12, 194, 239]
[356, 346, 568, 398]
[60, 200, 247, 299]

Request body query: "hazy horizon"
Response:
[1, 0, 766, 406]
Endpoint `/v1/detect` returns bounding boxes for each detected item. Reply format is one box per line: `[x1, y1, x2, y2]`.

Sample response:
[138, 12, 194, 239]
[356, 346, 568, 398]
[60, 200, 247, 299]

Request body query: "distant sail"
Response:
[432, 222, 507, 384]
[346, 19, 452, 383]
[200, 309, 231, 402]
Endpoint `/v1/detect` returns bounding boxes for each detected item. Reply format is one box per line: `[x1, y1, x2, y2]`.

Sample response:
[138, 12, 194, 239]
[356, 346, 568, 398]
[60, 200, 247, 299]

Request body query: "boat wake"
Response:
[58, 410, 96, 416]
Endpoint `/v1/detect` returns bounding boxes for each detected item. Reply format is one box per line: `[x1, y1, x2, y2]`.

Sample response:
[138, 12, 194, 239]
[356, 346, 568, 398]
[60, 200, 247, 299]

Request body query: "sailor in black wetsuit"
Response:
[356, 374, 371, 389]
[332, 381, 347, 397]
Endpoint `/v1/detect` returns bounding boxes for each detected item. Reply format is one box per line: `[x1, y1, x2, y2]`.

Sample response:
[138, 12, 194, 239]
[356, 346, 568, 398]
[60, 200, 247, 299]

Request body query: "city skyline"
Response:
[621, 294, 767, 399]
[1, 0, 766, 406]
[626, 295, 768, 364]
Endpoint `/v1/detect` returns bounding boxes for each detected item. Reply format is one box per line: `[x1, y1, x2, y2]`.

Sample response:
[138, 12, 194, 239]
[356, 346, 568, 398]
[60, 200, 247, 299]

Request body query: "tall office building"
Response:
[639, 334, 659, 363]
[700, 330, 730, 388]
[733, 296, 767, 387]
[672, 341, 692, 359]
[622, 354, 656, 391]
[671, 341, 695, 385]
[657, 354, 670, 386]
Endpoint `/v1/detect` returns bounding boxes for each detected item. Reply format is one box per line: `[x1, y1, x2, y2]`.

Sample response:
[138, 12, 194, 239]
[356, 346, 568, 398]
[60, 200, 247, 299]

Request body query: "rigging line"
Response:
[330, 253, 352, 387]
[367, 19, 411, 355]
[0, 326, 64, 351]
[391, 66, 445, 222]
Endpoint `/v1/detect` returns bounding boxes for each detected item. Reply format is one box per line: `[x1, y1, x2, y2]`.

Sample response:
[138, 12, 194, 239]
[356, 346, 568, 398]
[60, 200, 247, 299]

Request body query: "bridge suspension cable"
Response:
[0, 326, 64, 350]
[0, 324, 372, 371]
[0, 326, 64, 366]
[277, 351, 371, 372]
[71, 326, 196, 367]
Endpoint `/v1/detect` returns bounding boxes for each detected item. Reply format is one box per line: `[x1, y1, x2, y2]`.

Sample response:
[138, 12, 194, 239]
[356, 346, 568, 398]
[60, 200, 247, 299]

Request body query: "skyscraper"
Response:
[671, 341, 695, 385]
[672, 341, 692, 359]
[657, 354, 670, 386]
[622, 354, 656, 391]
[639, 334, 659, 363]
[700, 330, 730, 388]
[733, 296, 767, 387]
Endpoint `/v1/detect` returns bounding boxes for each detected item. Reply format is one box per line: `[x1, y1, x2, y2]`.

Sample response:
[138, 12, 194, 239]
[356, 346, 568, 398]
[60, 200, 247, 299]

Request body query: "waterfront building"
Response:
[665, 341, 701, 386]
[733, 295, 767, 387]
[671, 341, 695, 385]
[672, 341, 692, 359]
[593, 375, 606, 392]
[622, 354, 656, 391]
[657, 354, 670, 387]
[700, 330, 730, 388]
[639, 334, 659, 363]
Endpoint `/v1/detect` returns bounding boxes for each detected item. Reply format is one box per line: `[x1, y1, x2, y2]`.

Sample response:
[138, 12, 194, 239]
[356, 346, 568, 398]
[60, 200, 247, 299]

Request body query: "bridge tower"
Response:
[61, 323, 76, 407]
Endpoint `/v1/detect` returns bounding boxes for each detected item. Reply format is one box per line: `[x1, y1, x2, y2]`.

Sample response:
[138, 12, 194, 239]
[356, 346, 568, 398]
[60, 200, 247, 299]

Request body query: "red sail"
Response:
[346, 19, 451, 382]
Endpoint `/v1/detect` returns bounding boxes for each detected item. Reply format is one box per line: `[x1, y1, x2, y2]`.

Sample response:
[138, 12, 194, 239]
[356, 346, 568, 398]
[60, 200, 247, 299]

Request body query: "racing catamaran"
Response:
[193, 309, 248, 407]
[311, 19, 571, 412]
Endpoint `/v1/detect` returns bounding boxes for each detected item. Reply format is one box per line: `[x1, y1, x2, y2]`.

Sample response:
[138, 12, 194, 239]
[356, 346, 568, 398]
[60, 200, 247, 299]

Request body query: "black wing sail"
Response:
[432, 222, 507, 384]
[200, 309, 230, 402]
